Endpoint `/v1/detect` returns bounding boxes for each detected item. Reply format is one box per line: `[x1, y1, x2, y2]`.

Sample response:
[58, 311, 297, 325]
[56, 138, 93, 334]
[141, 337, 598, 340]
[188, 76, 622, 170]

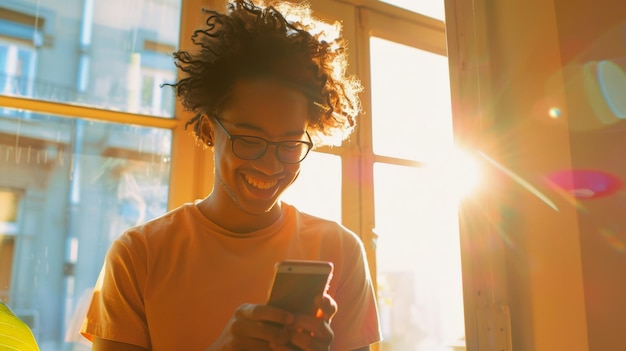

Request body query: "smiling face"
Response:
[200, 79, 310, 231]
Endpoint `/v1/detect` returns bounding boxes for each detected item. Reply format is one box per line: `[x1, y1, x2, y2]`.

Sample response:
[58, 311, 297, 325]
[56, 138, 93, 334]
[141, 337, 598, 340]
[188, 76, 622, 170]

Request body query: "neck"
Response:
[197, 194, 283, 234]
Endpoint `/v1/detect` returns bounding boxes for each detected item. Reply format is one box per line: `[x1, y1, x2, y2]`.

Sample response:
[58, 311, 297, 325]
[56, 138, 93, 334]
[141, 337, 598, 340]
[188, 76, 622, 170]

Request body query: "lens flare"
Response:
[427, 147, 482, 201]
[597, 60, 626, 119]
[545, 169, 622, 199]
[549, 107, 562, 118]
[600, 228, 626, 253]
[478, 151, 559, 211]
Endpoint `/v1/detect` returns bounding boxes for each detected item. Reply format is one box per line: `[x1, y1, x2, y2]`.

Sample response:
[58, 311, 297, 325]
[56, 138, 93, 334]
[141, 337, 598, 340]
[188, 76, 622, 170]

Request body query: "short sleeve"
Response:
[80, 231, 151, 349]
[330, 236, 382, 350]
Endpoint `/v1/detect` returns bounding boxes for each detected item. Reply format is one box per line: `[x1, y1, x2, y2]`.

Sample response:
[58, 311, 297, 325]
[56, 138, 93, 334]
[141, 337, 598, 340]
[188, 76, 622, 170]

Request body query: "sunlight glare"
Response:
[427, 147, 481, 201]
[478, 151, 559, 211]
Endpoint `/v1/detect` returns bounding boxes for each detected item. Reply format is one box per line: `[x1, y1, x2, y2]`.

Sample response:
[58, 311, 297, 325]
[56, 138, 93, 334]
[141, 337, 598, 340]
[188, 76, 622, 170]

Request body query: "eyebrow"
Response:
[226, 120, 307, 138]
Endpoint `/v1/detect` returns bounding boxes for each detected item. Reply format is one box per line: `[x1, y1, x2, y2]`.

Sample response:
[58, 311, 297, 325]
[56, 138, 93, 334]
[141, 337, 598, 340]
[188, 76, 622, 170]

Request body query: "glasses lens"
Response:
[232, 136, 267, 160]
[278, 142, 310, 163]
[231, 136, 311, 163]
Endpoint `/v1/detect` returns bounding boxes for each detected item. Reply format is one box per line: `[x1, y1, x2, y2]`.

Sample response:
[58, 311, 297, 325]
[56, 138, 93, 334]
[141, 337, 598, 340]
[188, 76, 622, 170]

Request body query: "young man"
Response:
[81, 1, 381, 350]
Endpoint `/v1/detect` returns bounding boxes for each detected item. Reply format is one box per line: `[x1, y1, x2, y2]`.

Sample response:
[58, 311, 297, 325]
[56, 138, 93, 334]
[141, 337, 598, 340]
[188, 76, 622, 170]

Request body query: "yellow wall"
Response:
[448, 0, 626, 349]
[554, 1, 626, 350]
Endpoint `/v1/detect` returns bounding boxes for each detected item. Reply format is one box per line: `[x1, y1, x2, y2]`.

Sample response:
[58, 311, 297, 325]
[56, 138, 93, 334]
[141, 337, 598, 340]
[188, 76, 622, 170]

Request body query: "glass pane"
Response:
[378, 0, 445, 21]
[370, 37, 453, 162]
[0, 107, 171, 350]
[374, 162, 465, 351]
[0, 0, 181, 117]
[280, 151, 342, 223]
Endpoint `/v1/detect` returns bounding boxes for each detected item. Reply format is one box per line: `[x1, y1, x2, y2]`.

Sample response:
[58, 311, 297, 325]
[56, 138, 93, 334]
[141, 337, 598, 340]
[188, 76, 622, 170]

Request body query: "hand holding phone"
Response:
[266, 260, 333, 316]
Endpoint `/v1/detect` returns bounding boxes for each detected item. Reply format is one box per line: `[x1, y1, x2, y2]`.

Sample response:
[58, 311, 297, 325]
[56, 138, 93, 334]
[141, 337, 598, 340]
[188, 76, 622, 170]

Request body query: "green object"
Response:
[0, 301, 40, 351]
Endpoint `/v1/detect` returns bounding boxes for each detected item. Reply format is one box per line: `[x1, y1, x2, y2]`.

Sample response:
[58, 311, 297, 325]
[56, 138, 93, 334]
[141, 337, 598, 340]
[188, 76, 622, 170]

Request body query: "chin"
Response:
[236, 183, 286, 215]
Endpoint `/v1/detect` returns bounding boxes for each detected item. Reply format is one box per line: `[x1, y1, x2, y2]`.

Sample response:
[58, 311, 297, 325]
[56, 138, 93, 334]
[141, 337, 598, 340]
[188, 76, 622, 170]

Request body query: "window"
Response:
[140, 67, 176, 116]
[0, 0, 183, 349]
[281, 151, 342, 223]
[0, 40, 36, 96]
[283, 2, 469, 350]
[365, 10, 466, 351]
[377, 0, 446, 21]
[0, 188, 21, 304]
[1, 0, 469, 350]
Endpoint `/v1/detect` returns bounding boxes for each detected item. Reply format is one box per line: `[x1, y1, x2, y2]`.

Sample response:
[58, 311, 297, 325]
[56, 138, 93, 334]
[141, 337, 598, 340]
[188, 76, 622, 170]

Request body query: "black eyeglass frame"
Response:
[212, 117, 314, 164]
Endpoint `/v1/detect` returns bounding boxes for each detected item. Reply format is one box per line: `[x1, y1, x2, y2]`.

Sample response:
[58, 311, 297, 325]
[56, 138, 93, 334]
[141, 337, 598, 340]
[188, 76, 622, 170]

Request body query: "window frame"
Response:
[0, 0, 468, 349]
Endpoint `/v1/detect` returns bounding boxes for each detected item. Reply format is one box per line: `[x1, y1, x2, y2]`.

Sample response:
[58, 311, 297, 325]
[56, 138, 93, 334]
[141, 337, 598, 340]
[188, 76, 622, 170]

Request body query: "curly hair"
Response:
[167, 0, 362, 147]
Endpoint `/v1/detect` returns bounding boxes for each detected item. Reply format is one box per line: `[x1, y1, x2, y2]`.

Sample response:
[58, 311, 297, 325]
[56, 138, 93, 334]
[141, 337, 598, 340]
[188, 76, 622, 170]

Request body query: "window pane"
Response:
[0, 107, 171, 350]
[374, 162, 465, 351]
[378, 0, 445, 21]
[0, 0, 181, 117]
[370, 37, 453, 162]
[280, 151, 342, 223]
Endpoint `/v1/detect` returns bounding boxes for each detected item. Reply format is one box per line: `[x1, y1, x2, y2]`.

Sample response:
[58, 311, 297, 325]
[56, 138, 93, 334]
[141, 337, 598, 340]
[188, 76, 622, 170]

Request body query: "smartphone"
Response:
[266, 260, 334, 315]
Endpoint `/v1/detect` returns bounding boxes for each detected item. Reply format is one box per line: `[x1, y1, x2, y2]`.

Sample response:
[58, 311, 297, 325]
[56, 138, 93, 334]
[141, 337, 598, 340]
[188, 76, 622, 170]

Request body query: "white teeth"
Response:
[245, 175, 277, 190]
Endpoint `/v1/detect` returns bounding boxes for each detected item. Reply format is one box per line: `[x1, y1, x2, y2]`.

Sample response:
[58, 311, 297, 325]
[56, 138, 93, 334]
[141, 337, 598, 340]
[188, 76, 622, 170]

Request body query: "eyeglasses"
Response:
[213, 118, 313, 164]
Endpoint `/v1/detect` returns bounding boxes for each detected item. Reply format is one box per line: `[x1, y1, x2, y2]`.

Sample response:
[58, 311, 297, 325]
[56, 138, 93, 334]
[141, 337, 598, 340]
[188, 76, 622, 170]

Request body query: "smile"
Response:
[244, 174, 278, 190]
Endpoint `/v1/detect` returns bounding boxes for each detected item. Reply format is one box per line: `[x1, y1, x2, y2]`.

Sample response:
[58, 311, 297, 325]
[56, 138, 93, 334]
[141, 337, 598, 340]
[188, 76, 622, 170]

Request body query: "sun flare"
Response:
[426, 147, 482, 201]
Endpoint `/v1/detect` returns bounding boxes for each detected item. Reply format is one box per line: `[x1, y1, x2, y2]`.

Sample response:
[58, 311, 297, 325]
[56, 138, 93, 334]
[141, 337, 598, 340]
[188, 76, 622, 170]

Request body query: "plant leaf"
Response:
[0, 301, 40, 351]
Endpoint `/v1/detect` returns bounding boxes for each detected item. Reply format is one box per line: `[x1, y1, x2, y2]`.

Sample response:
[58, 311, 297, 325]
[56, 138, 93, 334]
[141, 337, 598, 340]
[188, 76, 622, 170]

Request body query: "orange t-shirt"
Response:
[81, 201, 381, 350]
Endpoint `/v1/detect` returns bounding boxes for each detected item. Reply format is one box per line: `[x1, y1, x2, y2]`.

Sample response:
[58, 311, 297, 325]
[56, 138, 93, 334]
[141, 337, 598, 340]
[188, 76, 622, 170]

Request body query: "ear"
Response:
[199, 115, 214, 147]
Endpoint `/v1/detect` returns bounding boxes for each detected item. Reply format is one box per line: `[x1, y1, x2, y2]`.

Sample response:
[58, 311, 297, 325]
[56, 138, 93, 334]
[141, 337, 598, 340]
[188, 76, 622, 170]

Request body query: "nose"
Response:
[252, 144, 285, 174]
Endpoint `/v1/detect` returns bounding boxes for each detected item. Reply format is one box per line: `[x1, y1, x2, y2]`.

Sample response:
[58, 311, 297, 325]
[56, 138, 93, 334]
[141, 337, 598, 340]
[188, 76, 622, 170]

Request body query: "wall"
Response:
[447, 0, 626, 349]
[553, 0, 626, 349]
[446, 0, 626, 349]
[486, 0, 590, 348]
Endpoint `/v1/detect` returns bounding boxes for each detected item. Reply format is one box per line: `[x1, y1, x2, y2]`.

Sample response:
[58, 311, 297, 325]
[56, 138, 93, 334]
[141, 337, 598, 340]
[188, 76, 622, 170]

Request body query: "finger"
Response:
[314, 295, 337, 322]
[289, 323, 334, 351]
[232, 305, 292, 345]
[230, 336, 276, 351]
[237, 303, 295, 325]
[232, 318, 292, 344]
[289, 315, 334, 350]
